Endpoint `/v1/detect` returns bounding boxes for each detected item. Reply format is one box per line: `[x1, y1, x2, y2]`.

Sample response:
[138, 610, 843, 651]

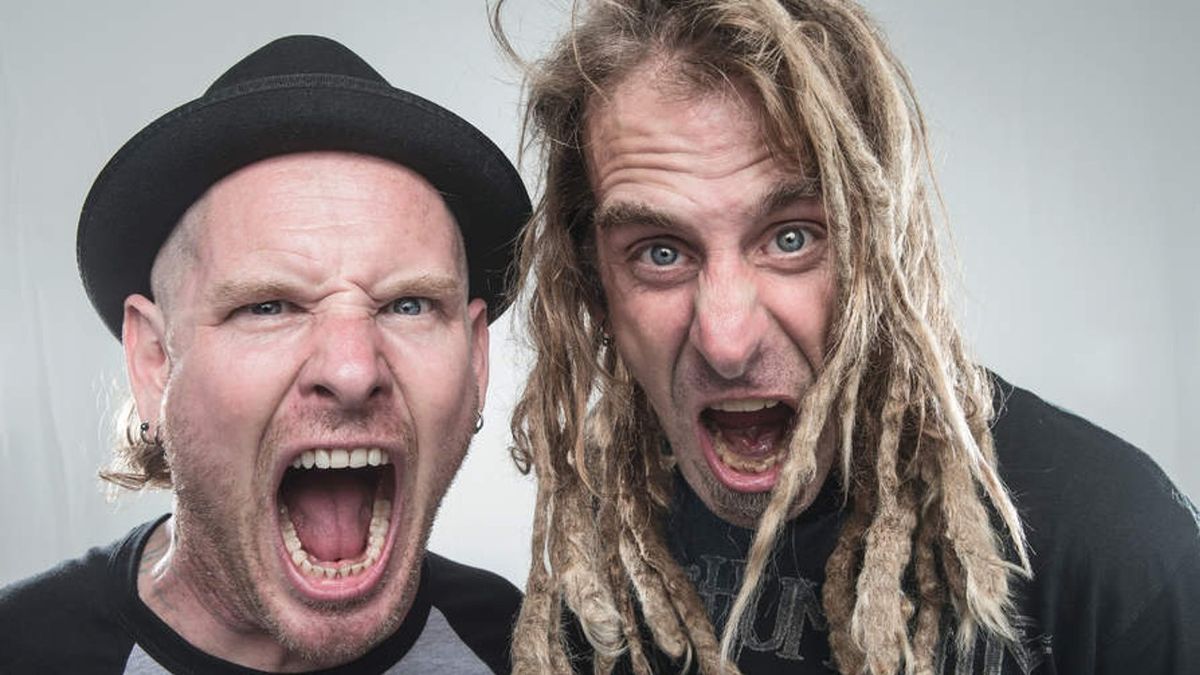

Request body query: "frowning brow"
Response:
[383, 274, 464, 300]
[206, 279, 296, 308]
[205, 274, 465, 307]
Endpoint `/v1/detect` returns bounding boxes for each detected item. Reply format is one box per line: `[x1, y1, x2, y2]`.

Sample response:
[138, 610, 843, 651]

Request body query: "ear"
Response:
[466, 298, 490, 411]
[123, 294, 170, 424]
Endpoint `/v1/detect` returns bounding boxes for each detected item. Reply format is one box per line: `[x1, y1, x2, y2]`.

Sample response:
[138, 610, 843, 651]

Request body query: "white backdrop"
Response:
[1, 1, 1196, 589]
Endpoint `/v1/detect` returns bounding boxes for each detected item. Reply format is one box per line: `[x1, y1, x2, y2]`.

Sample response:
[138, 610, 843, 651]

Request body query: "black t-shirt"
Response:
[0, 515, 521, 674]
[621, 376, 1200, 673]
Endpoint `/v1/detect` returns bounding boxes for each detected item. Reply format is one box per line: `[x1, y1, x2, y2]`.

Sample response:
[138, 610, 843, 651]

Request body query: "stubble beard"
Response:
[693, 464, 776, 525]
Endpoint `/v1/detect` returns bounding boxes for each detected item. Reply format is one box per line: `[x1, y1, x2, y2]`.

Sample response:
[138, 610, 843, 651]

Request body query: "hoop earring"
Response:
[138, 421, 162, 446]
[473, 412, 484, 434]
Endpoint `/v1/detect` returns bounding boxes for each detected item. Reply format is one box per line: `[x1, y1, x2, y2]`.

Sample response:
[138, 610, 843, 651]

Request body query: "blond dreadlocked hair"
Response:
[497, 1, 1032, 673]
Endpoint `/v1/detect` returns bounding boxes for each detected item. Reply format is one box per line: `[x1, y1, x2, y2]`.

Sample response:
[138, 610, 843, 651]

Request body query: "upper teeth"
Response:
[710, 399, 782, 413]
[291, 448, 390, 470]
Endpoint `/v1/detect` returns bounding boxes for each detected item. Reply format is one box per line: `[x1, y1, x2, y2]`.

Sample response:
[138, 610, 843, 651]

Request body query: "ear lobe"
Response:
[466, 298, 490, 412]
[123, 294, 170, 423]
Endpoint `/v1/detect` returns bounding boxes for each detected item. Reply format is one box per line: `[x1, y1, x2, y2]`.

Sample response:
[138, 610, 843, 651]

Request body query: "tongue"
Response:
[706, 406, 792, 458]
[282, 470, 374, 562]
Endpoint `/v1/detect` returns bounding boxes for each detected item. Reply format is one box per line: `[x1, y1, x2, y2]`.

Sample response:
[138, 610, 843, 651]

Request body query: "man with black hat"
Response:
[0, 35, 528, 673]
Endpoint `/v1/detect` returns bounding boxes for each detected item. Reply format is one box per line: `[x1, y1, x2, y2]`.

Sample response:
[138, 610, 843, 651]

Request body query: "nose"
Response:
[688, 261, 768, 380]
[299, 312, 392, 409]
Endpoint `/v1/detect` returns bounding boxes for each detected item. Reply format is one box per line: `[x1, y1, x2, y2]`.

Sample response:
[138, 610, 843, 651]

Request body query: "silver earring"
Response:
[138, 421, 162, 446]
[474, 412, 484, 434]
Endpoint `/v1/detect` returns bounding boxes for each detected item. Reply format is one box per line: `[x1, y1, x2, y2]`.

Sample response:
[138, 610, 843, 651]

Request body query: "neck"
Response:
[136, 517, 311, 672]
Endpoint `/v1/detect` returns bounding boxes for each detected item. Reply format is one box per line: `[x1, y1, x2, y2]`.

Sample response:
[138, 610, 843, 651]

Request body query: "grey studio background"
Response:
[1, 1, 1197, 589]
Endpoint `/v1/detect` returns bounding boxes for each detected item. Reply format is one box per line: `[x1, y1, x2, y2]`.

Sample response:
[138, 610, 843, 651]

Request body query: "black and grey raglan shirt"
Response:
[0, 518, 520, 674]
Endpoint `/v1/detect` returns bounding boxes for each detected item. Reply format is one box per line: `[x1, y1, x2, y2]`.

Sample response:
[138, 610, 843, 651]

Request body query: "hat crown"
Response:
[206, 35, 386, 94]
[79, 34, 529, 338]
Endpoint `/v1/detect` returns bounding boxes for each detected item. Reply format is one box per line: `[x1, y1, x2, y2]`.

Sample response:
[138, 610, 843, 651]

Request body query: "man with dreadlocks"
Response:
[501, 0, 1200, 674]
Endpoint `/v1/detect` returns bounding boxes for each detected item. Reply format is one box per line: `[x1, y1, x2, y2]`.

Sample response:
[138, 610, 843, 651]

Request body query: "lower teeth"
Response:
[712, 433, 782, 473]
[280, 495, 391, 579]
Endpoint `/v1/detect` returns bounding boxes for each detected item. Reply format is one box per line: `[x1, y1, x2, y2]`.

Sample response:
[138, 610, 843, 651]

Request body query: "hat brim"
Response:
[78, 73, 530, 337]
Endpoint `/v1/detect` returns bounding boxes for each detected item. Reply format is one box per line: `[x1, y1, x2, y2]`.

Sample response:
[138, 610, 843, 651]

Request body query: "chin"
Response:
[268, 585, 411, 667]
[257, 510, 426, 667]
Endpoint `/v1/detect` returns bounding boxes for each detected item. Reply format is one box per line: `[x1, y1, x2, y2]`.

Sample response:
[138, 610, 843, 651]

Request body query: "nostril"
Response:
[313, 383, 337, 399]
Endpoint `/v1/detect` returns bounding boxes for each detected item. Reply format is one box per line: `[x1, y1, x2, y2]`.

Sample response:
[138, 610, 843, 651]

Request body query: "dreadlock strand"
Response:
[836, 357, 867, 497]
[938, 444, 1018, 646]
[910, 484, 947, 675]
[884, 268, 1030, 581]
[610, 559, 653, 675]
[617, 530, 688, 660]
[511, 395, 566, 674]
[825, 480, 874, 674]
[621, 491, 728, 674]
[559, 490, 626, 659]
[850, 374, 919, 673]
[609, 431, 689, 661]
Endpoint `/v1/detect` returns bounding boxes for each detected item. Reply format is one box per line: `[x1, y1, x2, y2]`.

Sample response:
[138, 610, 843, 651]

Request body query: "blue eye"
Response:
[391, 297, 427, 315]
[646, 244, 680, 266]
[774, 227, 808, 253]
[248, 301, 283, 316]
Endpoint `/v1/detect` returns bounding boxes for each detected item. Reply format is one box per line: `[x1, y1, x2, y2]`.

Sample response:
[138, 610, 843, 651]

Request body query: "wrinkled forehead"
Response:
[583, 55, 819, 189]
[153, 152, 468, 302]
[204, 153, 460, 259]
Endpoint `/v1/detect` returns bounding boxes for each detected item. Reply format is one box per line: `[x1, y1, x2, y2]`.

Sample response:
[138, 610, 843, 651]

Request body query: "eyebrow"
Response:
[592, 176, 822, 234]
[593, 201, 681, 234]
[385, 274, 464, 299]
[757, 176, 822, 220]
[205, 279, 295, 308]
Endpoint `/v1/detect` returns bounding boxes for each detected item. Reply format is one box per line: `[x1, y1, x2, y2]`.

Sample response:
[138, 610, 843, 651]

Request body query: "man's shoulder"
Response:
[987, 378, 1200, 670]
[989, 373, 1198, 577]
[989, 374, 1195, 523]
[0, 542, 113, 614]
[419, 551, 522, 673]
[0, 520, 154, 673]
[425, 550, 519, 591]
[423, 551, 522, 629]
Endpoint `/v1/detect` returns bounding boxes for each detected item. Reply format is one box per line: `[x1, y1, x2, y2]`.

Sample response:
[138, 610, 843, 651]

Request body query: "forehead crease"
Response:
[590, 103, 744, 163]
[593, 176, 817, 237]
[589, 95, 775, 189]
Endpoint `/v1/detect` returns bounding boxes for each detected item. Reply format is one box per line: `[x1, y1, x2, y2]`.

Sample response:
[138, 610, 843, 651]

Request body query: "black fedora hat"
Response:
[77, 35, 530, 338]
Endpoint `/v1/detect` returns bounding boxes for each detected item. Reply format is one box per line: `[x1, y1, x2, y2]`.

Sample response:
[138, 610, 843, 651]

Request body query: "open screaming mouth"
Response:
[701, 399, 796, 475]
[277, 448, 396, 582]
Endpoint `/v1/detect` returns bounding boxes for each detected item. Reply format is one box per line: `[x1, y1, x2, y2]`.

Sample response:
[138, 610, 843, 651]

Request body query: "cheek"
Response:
[164, 342, 298, 448]
[609, 290, 691, 384]
[390, 338, 477, 431]
[763, 270, 837, 368]
[606, 289, 699, 436]
[400, 353, 477, 498]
